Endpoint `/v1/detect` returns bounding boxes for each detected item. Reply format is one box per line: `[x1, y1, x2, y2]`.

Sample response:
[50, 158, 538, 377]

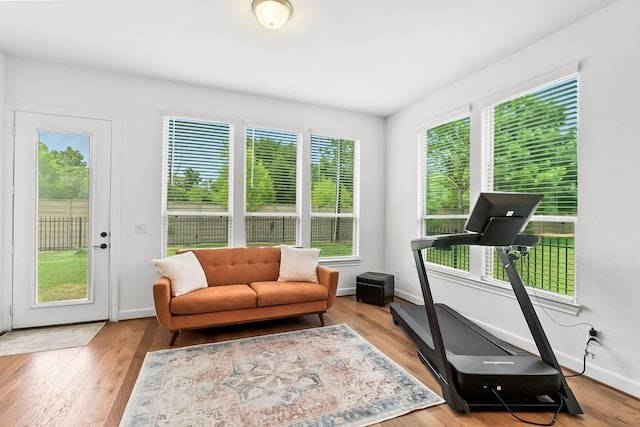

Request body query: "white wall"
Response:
[386, 0, 640, 397]
[1, 58, 385, 323]
[0, 51, 7, 330]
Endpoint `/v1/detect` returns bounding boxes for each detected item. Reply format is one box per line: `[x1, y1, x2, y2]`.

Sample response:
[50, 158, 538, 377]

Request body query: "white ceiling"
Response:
[0, 0, 617, 117]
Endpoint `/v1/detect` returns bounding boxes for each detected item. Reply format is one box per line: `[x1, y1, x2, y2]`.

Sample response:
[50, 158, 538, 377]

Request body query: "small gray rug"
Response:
[0, 322, 105, 356]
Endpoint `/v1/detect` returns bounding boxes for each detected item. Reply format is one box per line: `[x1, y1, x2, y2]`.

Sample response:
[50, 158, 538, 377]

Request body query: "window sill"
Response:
[320, 256, 362, 268]
[427, 266, 582, 316]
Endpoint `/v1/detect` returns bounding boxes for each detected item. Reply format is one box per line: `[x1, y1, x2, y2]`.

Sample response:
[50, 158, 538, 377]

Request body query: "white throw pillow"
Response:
[278, 245, 321, 283]
[151, 251, 208, 296]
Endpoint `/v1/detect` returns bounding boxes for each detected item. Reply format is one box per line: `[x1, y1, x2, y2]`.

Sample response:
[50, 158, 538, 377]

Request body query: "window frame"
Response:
[161, 115, 234, 256]
[160, 116, 361, 262]
[418, 107, 471, 275]
[310, 131, 360, 260]
[479, 68, 579, 303]
[243, 124, 302, 248]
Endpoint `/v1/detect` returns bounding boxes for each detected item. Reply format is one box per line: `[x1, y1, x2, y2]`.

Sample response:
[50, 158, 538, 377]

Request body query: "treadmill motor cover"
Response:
[448, 354, 562, 397]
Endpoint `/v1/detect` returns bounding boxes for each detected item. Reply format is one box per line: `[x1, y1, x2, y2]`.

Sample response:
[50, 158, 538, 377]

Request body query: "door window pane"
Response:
[37, 132, 90, 303]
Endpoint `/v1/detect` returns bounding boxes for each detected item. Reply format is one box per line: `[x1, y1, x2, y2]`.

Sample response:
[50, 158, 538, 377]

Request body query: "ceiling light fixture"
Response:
[252, 0, 293, 30]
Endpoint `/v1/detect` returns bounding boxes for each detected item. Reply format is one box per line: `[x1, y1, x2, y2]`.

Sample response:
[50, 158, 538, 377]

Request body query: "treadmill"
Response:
[389, 192, 582, 414]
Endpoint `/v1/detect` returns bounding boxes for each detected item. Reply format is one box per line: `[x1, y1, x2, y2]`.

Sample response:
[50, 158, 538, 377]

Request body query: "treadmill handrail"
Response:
[411, 233, 540, 251]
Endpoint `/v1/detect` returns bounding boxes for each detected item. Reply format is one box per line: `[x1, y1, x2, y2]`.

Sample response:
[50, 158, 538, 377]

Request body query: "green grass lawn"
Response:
[311, 241, 353, 257]
[37, 249, 88, 303]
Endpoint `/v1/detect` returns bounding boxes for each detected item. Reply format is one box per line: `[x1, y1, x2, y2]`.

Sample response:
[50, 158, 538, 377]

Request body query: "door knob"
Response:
[93, 243, 108, 249]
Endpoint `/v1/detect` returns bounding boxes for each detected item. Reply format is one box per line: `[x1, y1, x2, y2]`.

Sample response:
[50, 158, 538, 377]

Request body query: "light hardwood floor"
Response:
[1, 296, 638, 426]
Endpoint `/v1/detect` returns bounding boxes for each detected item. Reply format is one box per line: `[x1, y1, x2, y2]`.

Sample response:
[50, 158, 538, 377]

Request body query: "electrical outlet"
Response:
[587, 338, 600, 359]
[588, 327, 604, 345]
[395, 271, 400, 282]
[585, 326, 603, 360]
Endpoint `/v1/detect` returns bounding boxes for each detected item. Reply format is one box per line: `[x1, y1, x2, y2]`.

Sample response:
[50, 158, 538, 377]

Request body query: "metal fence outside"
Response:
[425, 227, 574, 295]
[167, 215, 230, 247]
[425, 227, 470, 271]
[493, 236, 574, 295]
[39, 215, 354, 251]
[38, 217, 88, 251]
[245, 216, 297, 246]
[166, 215, 354, 247]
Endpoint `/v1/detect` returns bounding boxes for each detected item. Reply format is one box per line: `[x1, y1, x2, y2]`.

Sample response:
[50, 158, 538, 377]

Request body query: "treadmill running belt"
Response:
[397, 303, 524, 356]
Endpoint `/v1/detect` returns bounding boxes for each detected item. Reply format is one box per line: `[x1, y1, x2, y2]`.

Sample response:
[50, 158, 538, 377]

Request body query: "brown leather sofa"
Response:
[153, 246, 339, 344]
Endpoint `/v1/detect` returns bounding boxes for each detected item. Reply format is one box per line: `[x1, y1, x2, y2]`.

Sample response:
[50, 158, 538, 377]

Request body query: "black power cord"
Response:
[528, 287, 599, 376]
[491, 388, 564, 426]
[565, 337, 597, 378]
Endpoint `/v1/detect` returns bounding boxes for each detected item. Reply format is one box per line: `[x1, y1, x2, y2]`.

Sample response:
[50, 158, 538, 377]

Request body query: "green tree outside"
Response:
[425, 118, 470, 215]
[493, 84, 577, 216]
[38, 142, 89, 199]
[311, 138, 355, 212]
[245, 146, 277, 211]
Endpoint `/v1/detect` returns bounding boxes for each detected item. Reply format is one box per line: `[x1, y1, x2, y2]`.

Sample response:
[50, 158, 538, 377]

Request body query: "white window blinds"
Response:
[482, 75, 578, 296]
[419, 114, 470, 271]
[164, 117, 232, 211]
[310, 135, 356, 214]
[422, 116, 471, 217]
[162, 116, 233, 254]
[488, 76, 578, 216]
[245, 126, 299, 213]
[310, 134, 358, 257]
[244, 126, 300, 247]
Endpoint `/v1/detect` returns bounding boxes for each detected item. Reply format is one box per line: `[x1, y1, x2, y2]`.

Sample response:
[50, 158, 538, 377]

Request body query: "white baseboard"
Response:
[394, 288, 423, 305]
[337, 287, 356, 296]
[117, 307, 155, 321]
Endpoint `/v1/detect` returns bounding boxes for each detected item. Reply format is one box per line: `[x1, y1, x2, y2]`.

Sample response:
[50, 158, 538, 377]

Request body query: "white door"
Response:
[12, 111, 111, 328]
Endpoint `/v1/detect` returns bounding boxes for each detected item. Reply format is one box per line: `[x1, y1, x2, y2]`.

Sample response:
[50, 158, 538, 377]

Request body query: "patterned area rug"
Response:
[121, 324, 443, 426]
[0, 322, 104, 356]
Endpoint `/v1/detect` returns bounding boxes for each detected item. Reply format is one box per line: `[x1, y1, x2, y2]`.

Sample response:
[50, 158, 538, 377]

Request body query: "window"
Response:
[419, 114, 470, 271]
[162, 117, 360, 260]
[482, 75, 578, 296]
[310, 134, 359, 257]
[245, 126, 300, 247]
[162, 117, 232, 255]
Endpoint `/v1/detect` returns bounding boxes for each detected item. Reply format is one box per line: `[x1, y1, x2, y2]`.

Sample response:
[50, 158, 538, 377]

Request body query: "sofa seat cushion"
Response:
[250, 281, 329, 307]
[170, 284, 257, 315]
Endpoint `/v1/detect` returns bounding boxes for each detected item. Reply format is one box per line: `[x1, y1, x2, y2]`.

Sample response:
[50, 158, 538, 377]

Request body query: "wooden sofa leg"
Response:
[170, 330, 180, 346]
[318, 313, 325, 327]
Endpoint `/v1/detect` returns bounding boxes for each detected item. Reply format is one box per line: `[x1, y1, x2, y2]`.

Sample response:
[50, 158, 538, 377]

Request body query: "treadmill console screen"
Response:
[465, 193, 543, 245]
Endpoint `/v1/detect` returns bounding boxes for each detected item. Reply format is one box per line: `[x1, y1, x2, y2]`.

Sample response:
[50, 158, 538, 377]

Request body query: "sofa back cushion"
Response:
[178, 247, 281, 286]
